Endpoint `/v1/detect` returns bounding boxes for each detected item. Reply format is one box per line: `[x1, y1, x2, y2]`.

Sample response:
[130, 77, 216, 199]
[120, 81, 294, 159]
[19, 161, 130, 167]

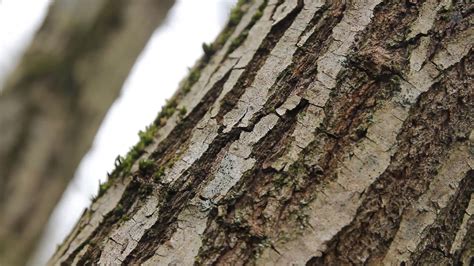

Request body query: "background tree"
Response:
[0, 0, 174, 265]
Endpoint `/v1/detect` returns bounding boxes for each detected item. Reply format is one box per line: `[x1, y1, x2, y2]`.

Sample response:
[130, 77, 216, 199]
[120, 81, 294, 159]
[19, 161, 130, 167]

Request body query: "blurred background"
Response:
[0, 0, 236, 264]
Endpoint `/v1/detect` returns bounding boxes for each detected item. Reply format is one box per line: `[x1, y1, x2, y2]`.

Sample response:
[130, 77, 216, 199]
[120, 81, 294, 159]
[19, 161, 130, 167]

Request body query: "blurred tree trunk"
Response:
[0, 0, 174, 265]
[46, 0, 473, 264]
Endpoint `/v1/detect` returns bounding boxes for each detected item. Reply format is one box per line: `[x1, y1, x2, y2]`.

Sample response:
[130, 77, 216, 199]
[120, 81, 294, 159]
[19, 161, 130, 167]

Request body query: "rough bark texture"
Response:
[0, 0, 174, 265]
[51, 0, 473, 265]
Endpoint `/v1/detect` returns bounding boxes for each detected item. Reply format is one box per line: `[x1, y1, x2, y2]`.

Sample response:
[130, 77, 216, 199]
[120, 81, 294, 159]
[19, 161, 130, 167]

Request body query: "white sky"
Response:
[0, 0, 236, 264]
[0, 0, 52, 85]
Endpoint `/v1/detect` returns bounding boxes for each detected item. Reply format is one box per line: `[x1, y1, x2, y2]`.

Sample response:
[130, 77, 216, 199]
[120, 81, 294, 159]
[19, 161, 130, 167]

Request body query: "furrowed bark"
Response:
[50, 0, 473, 265]
[0, 0, 174, 265]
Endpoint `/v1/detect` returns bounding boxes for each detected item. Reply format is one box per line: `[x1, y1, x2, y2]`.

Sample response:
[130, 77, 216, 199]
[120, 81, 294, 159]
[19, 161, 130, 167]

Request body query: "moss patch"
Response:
[227, 0, 267, 55]
[204, 0, 254, 58]
[139, 159, 154, 174]
[93, 0, 258, 199]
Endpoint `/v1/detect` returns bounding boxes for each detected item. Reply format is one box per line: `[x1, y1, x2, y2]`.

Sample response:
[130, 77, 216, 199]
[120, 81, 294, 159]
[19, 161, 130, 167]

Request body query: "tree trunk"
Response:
[0, 0, 174, 265]
[50, 0, 473, 265]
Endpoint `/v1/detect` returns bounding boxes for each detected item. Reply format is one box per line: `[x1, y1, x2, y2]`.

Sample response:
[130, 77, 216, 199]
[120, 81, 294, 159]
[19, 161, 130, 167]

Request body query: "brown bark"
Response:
[51, 0, 473, 265]
[0, 0, 174, 265]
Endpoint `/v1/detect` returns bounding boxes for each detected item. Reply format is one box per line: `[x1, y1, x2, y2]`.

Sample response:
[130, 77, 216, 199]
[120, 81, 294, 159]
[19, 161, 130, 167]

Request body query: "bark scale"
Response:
[51, 0, 473, 265]
[0, 0, 174, 265]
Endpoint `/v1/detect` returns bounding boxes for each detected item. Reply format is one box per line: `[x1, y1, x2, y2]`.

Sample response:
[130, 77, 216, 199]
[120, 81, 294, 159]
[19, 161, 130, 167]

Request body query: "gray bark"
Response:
[0, 0, 174, 265]
[49, 0, 474, 265]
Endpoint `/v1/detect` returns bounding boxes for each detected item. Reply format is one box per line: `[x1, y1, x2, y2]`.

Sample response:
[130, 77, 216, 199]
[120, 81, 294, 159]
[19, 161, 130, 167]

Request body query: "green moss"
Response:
[215, 30, 232, 48]
[110, 123, 158, 178]
[390, 75, 401, 87]
[251, 9, 263, 24]
[182, 67, 201, 94]
[161, 99, 177, 119]
[138, 125, 157, 146]
[202, 42, 215, 58]
[138, 182, 154, 196]
[226, 0, 267, 56]
[228, 30, 249, 53]
[153, 155, 179, 182]
[115, 203, 124, 214]
[152, 99, 178, 127]
[271, 162, 311, 191]
[92, 0, 258, 201]
[288, 162, 308, 177]
[107, 97, 180, 180]
[153, 166, 166, 182]
[121, 215, 131, 222]
[229, 0, 247, 26]
[189, 69, 200, 83]
[139, 159, 154, 173]
[178, 107, 187, 118]
[98, 180, 111, 197]
[211, 0, 251, 53]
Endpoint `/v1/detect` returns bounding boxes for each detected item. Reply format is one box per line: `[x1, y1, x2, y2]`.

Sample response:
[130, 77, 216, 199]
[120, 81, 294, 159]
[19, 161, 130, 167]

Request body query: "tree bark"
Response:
[50, 0, 473, 265]
[0, 0, 174, 265]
